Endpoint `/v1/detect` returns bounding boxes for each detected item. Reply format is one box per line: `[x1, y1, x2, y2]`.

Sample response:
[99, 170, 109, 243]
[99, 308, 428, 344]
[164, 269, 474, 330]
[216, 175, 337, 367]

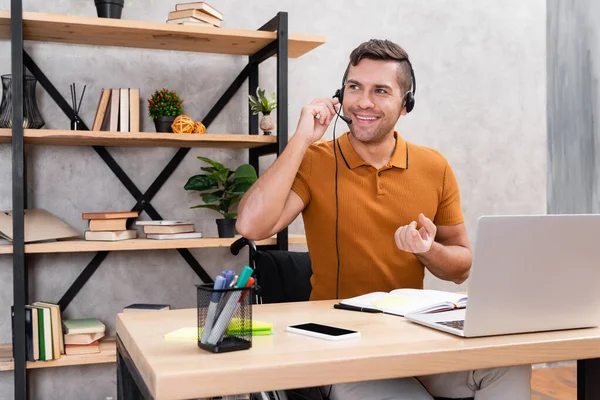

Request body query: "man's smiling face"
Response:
[343, 58, 408, 144]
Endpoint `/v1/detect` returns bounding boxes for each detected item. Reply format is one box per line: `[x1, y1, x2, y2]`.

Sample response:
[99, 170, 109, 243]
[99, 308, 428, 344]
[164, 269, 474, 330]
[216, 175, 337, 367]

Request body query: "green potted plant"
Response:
[184, 156, 258, 238]
[148, 88, 183, 133]
[248, 87, 277, 135]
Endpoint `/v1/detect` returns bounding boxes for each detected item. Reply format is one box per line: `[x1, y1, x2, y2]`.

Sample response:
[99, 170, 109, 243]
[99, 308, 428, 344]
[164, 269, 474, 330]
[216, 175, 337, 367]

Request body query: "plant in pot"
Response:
[184, 156, 257, 238]
[148, 88, 183, 133]
[248, 87, 277, 135]
[94, 0, 124, 19]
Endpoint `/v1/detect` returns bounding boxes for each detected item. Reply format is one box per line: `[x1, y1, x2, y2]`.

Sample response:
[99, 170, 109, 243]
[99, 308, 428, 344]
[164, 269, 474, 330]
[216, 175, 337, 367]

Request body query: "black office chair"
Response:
[229, 238, 474, 400]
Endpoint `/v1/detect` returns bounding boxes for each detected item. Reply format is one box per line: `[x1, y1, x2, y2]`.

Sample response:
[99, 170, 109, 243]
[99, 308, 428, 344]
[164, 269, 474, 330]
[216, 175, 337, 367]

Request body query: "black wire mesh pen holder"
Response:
[197, 283, 254, 353]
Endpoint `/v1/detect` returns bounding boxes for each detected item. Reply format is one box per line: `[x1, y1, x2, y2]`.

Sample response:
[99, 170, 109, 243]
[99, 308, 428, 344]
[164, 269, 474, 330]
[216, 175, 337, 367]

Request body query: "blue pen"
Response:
[201, 275, 226, 344]
[214, 270, 236, 320]
[221, 270, 235, 289]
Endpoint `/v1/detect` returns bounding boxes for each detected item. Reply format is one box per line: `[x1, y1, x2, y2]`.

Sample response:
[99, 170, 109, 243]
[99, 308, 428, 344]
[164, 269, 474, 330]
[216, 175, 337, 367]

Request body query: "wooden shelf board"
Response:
[0, 337, 116, 371]
[0, 129, 277, 148]
[0, 11, 325, 58]
[0, 235, 306, 254]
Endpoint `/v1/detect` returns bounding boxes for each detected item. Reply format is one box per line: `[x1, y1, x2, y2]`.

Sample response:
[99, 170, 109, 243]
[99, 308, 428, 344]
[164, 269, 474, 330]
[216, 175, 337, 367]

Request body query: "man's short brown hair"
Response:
[346, 39, 413, 96]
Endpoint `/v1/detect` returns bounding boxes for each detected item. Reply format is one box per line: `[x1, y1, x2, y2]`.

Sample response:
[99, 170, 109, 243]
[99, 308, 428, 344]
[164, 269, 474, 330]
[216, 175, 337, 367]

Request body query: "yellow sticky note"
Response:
[164, 327, 200, 341]
[371, 295, 412, 309]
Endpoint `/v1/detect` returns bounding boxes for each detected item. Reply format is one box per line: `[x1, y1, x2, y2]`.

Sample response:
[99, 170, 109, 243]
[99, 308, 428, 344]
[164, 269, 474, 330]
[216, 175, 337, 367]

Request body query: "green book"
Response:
[62, 318, 105, 335]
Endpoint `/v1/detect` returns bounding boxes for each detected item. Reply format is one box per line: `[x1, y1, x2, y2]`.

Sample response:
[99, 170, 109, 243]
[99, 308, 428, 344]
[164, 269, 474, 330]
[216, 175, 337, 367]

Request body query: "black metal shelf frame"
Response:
[10, 2, 289, 398]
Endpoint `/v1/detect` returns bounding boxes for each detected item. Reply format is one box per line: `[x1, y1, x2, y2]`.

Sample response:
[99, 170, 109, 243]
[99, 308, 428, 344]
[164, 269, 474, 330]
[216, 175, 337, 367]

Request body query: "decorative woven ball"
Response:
[193, 121, 206, 134]
[171, 115, 195, 134]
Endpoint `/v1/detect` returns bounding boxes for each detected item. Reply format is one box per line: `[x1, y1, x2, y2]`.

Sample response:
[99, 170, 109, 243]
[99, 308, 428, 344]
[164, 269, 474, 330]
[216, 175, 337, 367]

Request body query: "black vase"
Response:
[153, 116, 175, 133]
[0, 74, 45, 129]
[216, 219, 237, 238]
[94, 0, 124, 19]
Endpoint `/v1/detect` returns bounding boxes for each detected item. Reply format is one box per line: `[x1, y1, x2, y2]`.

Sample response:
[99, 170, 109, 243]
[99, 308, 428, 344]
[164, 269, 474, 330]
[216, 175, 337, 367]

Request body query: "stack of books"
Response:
[14, 302, 64, 362]
[62, 318, 106, 355]
[82, 211, 139, 241]
[166, 2, 223, 27]
[92, 88, 140, 133]
[136, 220, 202, 240]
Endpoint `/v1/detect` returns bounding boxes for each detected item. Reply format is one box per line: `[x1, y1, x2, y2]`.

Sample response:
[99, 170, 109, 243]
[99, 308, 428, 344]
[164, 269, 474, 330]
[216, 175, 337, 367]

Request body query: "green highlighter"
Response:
[235, 265, 254, 288]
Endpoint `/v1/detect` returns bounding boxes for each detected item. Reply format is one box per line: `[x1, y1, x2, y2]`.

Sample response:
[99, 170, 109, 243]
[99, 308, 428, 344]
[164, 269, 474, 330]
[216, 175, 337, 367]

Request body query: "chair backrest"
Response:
[253, 250, 312, 304]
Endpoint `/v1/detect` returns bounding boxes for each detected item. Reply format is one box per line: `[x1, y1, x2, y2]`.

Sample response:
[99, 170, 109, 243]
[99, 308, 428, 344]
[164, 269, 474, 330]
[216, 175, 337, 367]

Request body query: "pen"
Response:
[200, 275, 226, 344]
[207, 266, 254, 345]
[334, 303, 383, 314]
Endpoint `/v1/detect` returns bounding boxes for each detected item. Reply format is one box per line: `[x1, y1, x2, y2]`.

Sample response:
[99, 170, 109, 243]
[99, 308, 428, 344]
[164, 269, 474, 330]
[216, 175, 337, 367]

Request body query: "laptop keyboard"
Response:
[436, 320, 464, 330]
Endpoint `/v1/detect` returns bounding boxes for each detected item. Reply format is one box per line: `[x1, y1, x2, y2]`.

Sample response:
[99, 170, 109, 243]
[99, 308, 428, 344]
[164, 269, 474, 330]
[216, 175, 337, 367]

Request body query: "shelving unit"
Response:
[5, 4, 324, 399]
[0, 128, 278, 148]
[0, 235, 307, 255]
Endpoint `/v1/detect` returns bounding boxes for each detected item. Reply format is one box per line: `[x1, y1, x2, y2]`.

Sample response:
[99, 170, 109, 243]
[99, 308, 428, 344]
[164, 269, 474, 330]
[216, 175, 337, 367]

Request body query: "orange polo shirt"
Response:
[291, 132, 464, 300]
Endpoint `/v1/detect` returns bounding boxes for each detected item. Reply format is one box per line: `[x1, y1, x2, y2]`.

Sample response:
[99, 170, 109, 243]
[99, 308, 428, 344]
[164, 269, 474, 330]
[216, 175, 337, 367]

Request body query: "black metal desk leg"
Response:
[117, 336, 152, 400]
[577, 358, 600, 400]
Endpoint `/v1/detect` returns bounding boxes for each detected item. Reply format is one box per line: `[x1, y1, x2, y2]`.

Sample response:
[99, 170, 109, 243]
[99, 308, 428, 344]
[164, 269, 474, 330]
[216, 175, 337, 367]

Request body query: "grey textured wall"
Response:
[547, 0, 600, 214]
[0, 0, 545, 398]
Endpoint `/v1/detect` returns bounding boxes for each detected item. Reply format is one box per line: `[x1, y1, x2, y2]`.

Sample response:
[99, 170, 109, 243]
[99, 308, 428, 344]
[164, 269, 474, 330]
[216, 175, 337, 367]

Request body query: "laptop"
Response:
[404, 214, 600, 337]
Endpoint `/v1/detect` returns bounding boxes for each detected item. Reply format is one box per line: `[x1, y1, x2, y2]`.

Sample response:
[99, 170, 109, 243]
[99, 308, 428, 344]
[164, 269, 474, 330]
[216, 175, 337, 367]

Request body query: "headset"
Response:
[329, 58, 416, 299]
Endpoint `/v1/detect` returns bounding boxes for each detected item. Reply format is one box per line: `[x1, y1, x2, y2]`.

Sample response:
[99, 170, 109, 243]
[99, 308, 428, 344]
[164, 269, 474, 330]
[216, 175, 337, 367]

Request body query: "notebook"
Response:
[340, 289, 467, 316]
[0, 208, 80, 243]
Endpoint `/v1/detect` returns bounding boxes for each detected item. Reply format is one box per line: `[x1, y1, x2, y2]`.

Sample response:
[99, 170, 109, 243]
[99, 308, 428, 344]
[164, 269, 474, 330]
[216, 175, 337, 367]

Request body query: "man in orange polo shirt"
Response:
[237, 39, 531, 400]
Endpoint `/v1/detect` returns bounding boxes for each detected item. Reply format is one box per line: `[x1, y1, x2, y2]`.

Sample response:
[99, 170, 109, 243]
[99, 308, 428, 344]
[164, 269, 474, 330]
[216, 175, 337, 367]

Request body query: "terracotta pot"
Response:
[259, 112, 275, 135]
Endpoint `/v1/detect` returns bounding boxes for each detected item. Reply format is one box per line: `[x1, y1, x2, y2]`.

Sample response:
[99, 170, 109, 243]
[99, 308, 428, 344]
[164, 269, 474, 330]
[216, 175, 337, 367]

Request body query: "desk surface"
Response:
[116, 300, 600, 399]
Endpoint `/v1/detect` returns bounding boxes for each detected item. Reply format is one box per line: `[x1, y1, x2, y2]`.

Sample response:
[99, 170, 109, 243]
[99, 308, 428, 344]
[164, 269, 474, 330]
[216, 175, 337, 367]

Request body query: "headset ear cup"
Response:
[334, 88, 344, 105]
[405, 93, 415, 113]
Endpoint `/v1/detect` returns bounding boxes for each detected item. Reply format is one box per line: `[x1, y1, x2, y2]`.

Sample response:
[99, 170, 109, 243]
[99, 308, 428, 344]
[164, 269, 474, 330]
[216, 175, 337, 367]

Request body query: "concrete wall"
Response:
[0, 0, 545, 398]
[547, 0, 600, 214]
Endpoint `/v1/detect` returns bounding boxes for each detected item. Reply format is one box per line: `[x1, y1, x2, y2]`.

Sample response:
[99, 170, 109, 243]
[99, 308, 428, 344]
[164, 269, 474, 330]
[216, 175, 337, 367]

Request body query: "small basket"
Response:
[196, 283, 254, 353]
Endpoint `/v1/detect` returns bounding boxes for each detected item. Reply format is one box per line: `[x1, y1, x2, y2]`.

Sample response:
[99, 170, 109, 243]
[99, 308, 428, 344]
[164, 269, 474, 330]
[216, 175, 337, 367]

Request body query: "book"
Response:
[123, 303, 171, 312]
[142, 224, 194, 234]
[109, 88, 120, 132]
[89, 218, 127, 231]
[135, 220, 192, 226]
[32, 302, 65, 357]
[340, 289, 468, 317]
[92, 89, 111, 131]
[62, 318, 106, 335]
[65, 340, 100, 355]
[129, 88, 140, 133]
[174, 2, 223, 20]
[167, 9, 221, 26]
[84, 230, 137, 241]
[82, 211, 139, 220]
[119, 88, 129, 133]
[24, 306, 39, 360]
[64, 331, 105, 345]
[30, 305, 53, 361]
[146, 232, 203, 240]
[166, 17, 213, 26]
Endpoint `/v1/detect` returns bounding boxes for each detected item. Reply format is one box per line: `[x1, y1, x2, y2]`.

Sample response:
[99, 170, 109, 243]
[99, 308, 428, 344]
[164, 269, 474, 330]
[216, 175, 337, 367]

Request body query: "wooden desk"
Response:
[116, 300, 600, 400]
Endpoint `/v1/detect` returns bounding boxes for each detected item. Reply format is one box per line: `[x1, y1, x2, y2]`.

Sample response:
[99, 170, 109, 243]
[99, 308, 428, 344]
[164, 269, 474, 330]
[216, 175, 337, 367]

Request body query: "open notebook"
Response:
[340, 289, 467, 316]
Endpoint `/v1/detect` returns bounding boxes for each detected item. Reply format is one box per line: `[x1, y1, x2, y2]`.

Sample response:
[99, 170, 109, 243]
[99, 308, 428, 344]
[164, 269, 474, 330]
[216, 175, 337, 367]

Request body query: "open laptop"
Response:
[404, 214, 600, 337]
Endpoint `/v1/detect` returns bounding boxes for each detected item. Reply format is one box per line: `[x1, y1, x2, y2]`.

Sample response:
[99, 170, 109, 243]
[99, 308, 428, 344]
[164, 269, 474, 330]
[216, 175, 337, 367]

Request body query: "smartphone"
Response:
[285, 323, 360, 341]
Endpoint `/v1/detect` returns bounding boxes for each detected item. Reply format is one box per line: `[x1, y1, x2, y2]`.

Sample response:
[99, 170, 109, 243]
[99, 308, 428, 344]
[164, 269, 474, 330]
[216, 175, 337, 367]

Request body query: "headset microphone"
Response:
[333, 89, 352, 124]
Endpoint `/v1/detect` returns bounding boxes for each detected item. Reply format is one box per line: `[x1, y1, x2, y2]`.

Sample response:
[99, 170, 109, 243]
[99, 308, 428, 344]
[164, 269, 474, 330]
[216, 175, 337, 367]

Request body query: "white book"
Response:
[84, 230, 137, 241]
[146, 232, 203, 240]
[119, 88, 129, 132]
[135, 220, 192, 226]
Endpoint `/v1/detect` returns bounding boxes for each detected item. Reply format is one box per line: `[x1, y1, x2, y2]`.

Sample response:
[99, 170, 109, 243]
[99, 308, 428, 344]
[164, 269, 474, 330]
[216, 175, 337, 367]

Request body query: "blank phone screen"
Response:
[289, 323, 357, 336]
